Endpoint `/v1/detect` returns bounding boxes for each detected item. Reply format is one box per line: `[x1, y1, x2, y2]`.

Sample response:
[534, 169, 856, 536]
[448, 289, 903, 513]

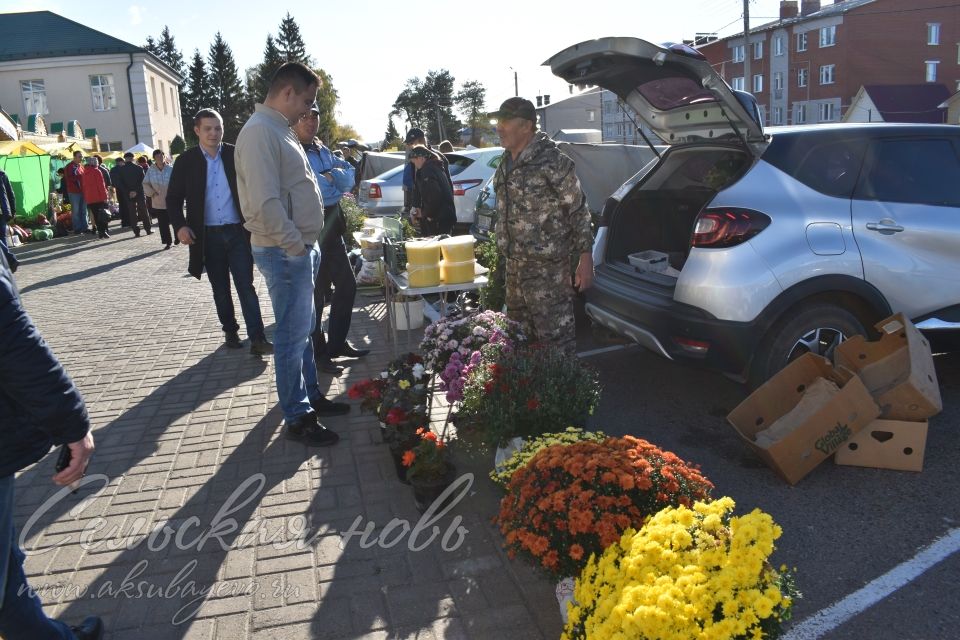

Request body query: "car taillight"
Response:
[452, 179, 482, 197]
[368, 184, 382, 199]
[691, 208, 770, 249]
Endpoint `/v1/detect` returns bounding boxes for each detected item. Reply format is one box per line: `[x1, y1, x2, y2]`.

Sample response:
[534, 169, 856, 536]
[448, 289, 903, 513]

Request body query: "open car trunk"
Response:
[603, 145, 753, 282]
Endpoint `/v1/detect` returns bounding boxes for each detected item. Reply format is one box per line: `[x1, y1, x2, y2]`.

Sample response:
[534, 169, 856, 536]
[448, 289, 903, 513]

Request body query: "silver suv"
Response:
[547, 37, 960, 386]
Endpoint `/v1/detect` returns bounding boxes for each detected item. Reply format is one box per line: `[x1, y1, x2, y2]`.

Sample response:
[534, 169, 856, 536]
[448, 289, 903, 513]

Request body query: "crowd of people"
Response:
[0, 58, 595, 637]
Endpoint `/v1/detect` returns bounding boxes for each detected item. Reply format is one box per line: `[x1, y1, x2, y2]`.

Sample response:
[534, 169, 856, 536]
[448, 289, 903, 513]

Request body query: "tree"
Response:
[157, 26, 185, 77]
[183, 49, 211, 145]
[277, 13, 310, 64]
[206, 33, 249, 143]
[250, 35, 285, 105]
[383, 117, 401, 149]
[391, 69, 461, 144]
[456, 80, 487, 146]
[333, 122, 361, 146]
[144, 35, 160, 57]
[313, 68, 338, 144]
[170, 135, 186, 156]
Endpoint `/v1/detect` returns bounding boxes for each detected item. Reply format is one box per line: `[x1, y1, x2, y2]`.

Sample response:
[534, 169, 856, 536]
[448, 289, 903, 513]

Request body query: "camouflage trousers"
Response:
[504, 258, 576, 355]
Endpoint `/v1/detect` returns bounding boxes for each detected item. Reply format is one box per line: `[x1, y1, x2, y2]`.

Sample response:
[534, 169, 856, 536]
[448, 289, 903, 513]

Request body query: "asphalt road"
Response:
[575, 324, 960, 640]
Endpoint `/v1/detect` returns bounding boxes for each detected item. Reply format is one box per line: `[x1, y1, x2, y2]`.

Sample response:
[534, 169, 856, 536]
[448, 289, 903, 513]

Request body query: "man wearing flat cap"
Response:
[491, 97, 593, 354]
[401, 128, 450, 232]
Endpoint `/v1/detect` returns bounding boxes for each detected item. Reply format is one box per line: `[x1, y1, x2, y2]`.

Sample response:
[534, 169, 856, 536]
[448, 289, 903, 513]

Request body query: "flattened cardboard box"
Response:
[834, 313, 942, 421]
[834, 419, 928, 472]
[728, 353, 880, 485]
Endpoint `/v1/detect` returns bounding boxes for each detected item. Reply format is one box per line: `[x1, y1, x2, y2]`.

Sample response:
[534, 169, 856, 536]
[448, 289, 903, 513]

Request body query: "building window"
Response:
[798, 67, 808, 87]
[820, 25, 836, 47]
[819, 103, 835, 121]
[732, 76, 745, 91]
[161, 81, 168, 114]
[926, 60, 939, 82]
[774, 72, 784, 91]
[796, 104, 807, 124]
[151, 77, 158, 112]
[102, 141, 123, 151]
[820, 64, 835, 85]
[733, 44, 745, 63]
[753, 74, 763, 93]
[20, 79, 48, 115]
[797, 32, 808, 52]
[169, 86, 176, 118]
[774, 107, 783, 125]
[928, 23, 940, 45]
[587, 109, 595, 122]
[753, 41, 763, 60]
[89, 74, 117, 111]
[774, 36, 784, 56]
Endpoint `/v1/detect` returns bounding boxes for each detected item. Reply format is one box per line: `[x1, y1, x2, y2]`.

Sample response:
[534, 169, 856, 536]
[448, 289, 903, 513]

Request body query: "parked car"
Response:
[547, 36, 960, 387]
[358, 163, 405, 215]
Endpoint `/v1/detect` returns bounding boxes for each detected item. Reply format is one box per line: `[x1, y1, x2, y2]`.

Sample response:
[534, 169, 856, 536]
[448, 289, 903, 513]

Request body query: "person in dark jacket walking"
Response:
[114, 152, 152, 237]
[0, 251, 104, 640]
[166, 108, 272, 355]
[0, 169, 18, 271]
[409, 145, 456, 235]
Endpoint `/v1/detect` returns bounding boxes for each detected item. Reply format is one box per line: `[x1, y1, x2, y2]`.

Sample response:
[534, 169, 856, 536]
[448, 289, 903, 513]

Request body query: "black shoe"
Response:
[318, 359, 344, 376]
[332, 342, 370, 358]
[70, 616, 104, 640]
[250, 338, 274, 356]
[164, 242, 171, 250]
[174, 239, 181, 245]
[100, 232, 110, 239]
[133, 229, 141, 237]
[285, 412, 339, 446]
[224, 331, 243, 349]
[145, 229, 153, 235]
[312, 397, 350, 417]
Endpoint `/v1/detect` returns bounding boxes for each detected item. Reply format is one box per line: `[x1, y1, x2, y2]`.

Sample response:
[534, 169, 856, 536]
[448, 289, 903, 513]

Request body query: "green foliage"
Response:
[391, 70, 461, 144]
[475, 235, 505, 311]
[157, 26, 185, 76]
[170, 135, 186, 157]
[183, 49, 212, 146]
[207, 33, 249, 143]
[489, 427, 607, 488]
[383, 117, 401, 149]
[314, 68, 338, 145]
[250, 35, 284, 106]
[455, 80, 487, 146]
[339, 194, 365, 249]
[460, 345, 601, 448]
[404, 429, 452, 483]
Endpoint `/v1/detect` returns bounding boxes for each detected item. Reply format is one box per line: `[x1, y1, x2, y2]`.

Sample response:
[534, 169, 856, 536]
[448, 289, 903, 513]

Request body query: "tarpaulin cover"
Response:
[0, 152, 51, 217]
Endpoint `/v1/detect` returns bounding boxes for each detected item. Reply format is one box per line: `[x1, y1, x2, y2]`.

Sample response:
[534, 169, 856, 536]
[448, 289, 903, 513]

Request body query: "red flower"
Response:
[402, 450, 416, 467]
[483, 381, 494, 395]
[385, 408, 408, 425]
[526, 397, 540, 410]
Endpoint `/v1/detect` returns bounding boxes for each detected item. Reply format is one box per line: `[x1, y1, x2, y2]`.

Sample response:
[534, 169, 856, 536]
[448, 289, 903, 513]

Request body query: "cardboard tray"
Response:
[834, 419, 928, 472]
[834, 313, 942, 421]
[728, 353, 880, 485]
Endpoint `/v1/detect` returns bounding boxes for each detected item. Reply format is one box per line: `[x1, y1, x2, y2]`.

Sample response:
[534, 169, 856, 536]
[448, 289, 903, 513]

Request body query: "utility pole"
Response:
[743, 0, 751, 94]
[510, 67, 518, 97]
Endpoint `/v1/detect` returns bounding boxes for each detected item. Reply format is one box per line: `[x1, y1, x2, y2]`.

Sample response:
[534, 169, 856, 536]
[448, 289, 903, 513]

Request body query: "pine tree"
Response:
[383, 117, 401, 148]
[276, 13, 310, 64]
[157, 26, 185, 77]
[251, 35, 285, 105]
[183, 49, 211, 145]
[144, 35, 160, 57]
[207, 33, 249, 143]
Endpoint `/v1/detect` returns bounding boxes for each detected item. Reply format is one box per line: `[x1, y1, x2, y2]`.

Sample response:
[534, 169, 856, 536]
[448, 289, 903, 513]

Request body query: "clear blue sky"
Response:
[10, 0, 786, 142]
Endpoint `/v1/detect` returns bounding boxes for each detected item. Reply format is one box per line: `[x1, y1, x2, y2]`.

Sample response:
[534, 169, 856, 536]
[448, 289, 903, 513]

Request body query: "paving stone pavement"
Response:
[9, 229, 563, 640]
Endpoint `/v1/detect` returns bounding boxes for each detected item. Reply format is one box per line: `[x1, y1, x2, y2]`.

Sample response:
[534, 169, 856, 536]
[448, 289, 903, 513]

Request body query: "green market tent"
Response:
[0, 142, 51, 218]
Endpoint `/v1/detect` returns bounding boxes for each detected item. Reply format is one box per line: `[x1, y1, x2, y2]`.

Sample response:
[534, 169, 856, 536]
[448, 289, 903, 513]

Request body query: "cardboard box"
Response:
[834, 419, 928, 472]
[728, 353, 880, 485]
[834, 313, 942, 421]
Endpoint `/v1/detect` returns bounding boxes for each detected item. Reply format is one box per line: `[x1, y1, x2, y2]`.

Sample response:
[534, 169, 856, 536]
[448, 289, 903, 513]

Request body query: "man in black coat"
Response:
[166, 108, 272, 356]
[114, 152, 152, 236]
[0, 250, 103, 639]
[410, 145, 456, 235]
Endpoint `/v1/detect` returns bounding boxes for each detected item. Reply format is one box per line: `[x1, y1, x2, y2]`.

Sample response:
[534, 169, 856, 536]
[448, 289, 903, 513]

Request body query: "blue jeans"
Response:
[0, 476, 76, 639]
[67, 193, 87, 232]
[204, 224, 266, 341]
[252, 243, 323, 422]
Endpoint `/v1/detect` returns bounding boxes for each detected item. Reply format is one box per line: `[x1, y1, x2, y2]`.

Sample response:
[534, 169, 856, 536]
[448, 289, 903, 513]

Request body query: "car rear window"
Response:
[855, 138, 960, 206]
[793, 139, 867, 198]
[446, 154, 474, 177]
[639, 77, 716, 111]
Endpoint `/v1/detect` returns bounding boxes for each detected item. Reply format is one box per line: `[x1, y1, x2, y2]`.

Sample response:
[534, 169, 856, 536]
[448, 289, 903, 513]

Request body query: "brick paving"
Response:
[9, 229, 562, 639]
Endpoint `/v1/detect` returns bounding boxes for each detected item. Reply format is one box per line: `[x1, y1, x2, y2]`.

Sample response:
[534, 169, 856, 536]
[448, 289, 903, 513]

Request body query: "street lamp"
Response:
[509, 67, 518, 97]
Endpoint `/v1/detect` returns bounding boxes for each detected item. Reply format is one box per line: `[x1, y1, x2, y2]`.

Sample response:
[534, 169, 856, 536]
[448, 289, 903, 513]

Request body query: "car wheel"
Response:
[750, 303, 866, 389]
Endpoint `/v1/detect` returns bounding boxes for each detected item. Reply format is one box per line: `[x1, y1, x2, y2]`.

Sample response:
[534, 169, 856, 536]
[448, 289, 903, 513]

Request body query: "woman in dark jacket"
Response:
[410, 145, 456, 236]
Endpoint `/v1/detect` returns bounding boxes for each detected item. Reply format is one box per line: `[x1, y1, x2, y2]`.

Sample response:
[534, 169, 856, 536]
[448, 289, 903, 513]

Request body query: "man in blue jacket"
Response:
[293, 102, 369, 376]
[0, 251, 103, 639]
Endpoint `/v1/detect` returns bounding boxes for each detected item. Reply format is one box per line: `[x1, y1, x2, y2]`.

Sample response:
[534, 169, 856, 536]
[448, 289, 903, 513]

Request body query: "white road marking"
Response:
[576, 344, 634, 358]
[783, 528, 960, 640]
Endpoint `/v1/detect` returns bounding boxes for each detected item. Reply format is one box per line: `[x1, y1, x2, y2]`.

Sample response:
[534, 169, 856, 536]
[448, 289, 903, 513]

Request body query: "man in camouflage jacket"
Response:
[492, 97, 593, 354]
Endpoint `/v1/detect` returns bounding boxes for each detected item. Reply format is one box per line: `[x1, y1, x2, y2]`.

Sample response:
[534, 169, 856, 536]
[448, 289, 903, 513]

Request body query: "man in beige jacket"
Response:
[236, 62, 348, 447]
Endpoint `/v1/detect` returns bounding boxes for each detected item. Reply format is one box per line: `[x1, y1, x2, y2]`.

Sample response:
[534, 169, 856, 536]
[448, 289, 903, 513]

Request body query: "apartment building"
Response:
[697, 0, 960, 125]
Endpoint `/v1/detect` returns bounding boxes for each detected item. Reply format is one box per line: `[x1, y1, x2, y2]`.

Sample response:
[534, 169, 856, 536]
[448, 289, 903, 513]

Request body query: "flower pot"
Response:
[555, 576, 576, 624]
[493, 437, 525, 474]
[409, 466, 458, 514]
